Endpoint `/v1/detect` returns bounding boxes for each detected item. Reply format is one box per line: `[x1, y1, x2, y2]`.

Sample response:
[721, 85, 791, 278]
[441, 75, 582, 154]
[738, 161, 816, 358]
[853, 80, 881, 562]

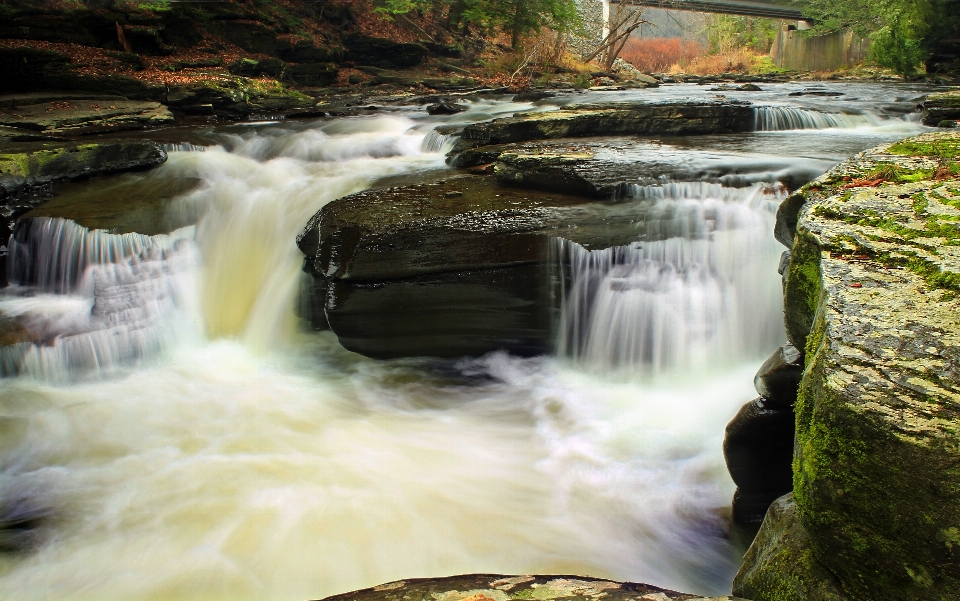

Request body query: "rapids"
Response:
[0, 83, 936, 600]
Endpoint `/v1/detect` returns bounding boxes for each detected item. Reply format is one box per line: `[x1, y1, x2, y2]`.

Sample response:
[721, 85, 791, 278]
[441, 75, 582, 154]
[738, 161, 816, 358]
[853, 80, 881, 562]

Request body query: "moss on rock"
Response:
[746, 130, 960, 601]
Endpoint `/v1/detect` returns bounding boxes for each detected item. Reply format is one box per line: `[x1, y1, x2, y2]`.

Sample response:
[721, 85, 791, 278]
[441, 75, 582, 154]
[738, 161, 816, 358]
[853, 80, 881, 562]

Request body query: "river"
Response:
[0, 82, 933, 600]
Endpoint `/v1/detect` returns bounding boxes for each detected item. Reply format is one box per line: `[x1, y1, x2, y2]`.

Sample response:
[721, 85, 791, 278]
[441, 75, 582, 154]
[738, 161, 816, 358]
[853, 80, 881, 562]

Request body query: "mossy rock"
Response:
[733, 494, 848, 601]
[922, 89, 960, 126]
[772, 130, 960, 600]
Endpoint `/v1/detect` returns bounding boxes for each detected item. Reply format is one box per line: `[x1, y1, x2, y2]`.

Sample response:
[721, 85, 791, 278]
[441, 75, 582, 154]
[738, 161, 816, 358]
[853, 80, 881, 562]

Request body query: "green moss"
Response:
[784, 228, 823, 348]
[888, 139, 960, 160]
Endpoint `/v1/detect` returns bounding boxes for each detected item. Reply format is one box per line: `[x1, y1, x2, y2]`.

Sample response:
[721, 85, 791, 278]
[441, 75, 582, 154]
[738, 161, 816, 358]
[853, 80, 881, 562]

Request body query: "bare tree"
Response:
[583, 1, 649, 71]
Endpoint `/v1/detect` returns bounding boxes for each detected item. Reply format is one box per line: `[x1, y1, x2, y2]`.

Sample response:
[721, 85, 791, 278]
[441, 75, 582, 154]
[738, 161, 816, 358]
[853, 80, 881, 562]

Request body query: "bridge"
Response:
[607, 0, 807, 21]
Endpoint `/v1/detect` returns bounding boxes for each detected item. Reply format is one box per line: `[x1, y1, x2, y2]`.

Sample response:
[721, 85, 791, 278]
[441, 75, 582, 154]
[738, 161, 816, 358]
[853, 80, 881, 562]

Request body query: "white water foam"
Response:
[0, 104, 817, 601]
[753, 106, 883, 130]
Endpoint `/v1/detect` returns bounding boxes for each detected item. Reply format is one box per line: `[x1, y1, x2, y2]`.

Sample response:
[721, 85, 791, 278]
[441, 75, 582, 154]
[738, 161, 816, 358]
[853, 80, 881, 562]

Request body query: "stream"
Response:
[0, 82, 934, 601]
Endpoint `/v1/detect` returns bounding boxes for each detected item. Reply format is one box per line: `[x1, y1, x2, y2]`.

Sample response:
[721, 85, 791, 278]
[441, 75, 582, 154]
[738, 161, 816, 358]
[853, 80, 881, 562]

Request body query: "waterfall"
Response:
[1, 218, 199, 378]
[753, 106, 882, 130]
[420, 129, 460, 153]
[556, 184, 787, 373]
[161, 142, 208, 153]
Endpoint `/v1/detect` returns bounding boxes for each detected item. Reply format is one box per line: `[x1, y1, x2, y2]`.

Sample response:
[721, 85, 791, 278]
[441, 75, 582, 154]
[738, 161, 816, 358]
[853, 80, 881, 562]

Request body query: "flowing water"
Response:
[0, 83, 936, 600]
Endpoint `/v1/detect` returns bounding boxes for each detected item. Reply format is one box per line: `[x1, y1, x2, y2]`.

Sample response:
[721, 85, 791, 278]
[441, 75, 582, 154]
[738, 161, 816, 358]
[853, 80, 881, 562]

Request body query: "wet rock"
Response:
[494, 151, 608, 198]
[313, 573, 747, 601]
[753, 344, 803, 407]
[426, 102, 466, 115]
[922, 88, 960, 126]
[773, 190, 806, 248]
[733, 494, 849, 601]
[450, 101, 753, 154]
[0, 140, 166, 200]
[773, 130, 960, 600]
[723, 397, 795, 524]
[0, 95, 172, 136]
[297, 175, 651, 359]
[512, 91, 557, 102]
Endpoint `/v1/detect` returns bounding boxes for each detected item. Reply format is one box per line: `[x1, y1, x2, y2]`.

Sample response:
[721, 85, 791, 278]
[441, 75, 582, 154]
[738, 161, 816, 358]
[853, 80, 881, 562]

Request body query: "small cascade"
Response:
[161, 142, 208, 153]
[753, 106, 881, 130]
[1, 218, 199, 378]
[556, 184, 787, 373]
[420, 128, 460, 153]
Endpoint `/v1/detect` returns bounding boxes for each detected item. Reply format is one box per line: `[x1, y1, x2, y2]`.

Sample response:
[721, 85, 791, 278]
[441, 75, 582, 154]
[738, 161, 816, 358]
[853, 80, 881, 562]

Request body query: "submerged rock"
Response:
[733, 494, 848, 601]
[313, 574, 746, 601]
[741, 130, 960, 600]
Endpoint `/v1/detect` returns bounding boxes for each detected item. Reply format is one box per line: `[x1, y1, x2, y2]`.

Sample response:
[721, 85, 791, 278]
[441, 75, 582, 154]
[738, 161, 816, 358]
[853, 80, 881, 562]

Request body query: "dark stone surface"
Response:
[297, 174, 652, 359]
[723, 397, 795, 525]
[753, 343, 804, 408]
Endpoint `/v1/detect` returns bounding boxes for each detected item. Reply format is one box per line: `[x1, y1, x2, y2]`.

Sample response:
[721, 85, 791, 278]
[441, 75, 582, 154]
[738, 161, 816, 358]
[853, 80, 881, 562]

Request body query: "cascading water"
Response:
[555, 184, 787, 373]
[0, 83, 934, 601]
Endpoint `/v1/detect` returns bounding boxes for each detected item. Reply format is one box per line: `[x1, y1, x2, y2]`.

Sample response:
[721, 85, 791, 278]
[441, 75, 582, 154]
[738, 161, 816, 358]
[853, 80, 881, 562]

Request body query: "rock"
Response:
[723, 398, 795, 524]
[284, 63, 339, 88]
[297, 175, 653, 359]
[478, 138, 826, 195]
[753, 344, 804, 407]
[512, 91, 557, 102]
[313, 574, 746, 601]
[228, 57, 285, 78]
[448, 101, 754, 161]
[773, 190, 806, 248]
[0, 96, 172, 136]
[733, 494, 849, 601]
[344, 34, 428, 68]
[922, 88, 960, 126]
[0, 140, 166, 200]
[776, 130, 960, 600]
[164, 79, 315, 118]
[426, 102, 466, 115]
[0, 47, 153, 99]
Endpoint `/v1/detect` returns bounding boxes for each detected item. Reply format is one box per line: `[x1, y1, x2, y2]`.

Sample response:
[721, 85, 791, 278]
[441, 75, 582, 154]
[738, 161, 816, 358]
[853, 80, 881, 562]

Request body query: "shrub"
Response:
[619, 37, 703, 72]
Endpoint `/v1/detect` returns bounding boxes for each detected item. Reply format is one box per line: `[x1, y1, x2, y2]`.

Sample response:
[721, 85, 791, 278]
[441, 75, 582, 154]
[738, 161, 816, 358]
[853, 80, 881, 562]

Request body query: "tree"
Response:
[799, 0, 960, 76]
[374, 0, 579, 50]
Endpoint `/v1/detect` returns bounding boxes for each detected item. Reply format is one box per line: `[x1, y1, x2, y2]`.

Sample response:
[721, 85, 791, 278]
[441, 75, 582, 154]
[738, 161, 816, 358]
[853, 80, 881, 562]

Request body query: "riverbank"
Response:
[733, 129, 960, 601]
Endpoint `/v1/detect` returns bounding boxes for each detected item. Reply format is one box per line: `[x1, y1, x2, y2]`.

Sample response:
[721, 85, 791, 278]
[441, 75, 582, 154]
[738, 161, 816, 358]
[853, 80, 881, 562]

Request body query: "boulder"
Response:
[763, 130, 960, 600]
[723, 397, 795, 524]
[732, 494, 848, 601]
[314, 574, 746, 601]
[922, 89, 960, 126]
[297, 175, 651, 358]
[753, 343, 803, 407]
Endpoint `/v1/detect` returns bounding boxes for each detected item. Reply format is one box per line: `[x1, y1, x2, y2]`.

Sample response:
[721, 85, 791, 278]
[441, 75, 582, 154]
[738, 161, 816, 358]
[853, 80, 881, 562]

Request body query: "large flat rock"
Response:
[449, 101, 754, 163]
[744, 131, 960, 600]
[297, 175, 653, 358]
[314, 574, 745, 601]
[0, 95, 173, 135]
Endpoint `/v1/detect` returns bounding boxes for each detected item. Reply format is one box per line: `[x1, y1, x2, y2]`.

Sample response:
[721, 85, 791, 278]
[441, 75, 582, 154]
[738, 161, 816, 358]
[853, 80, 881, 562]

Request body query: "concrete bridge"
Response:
[606, 0, 807, 21]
